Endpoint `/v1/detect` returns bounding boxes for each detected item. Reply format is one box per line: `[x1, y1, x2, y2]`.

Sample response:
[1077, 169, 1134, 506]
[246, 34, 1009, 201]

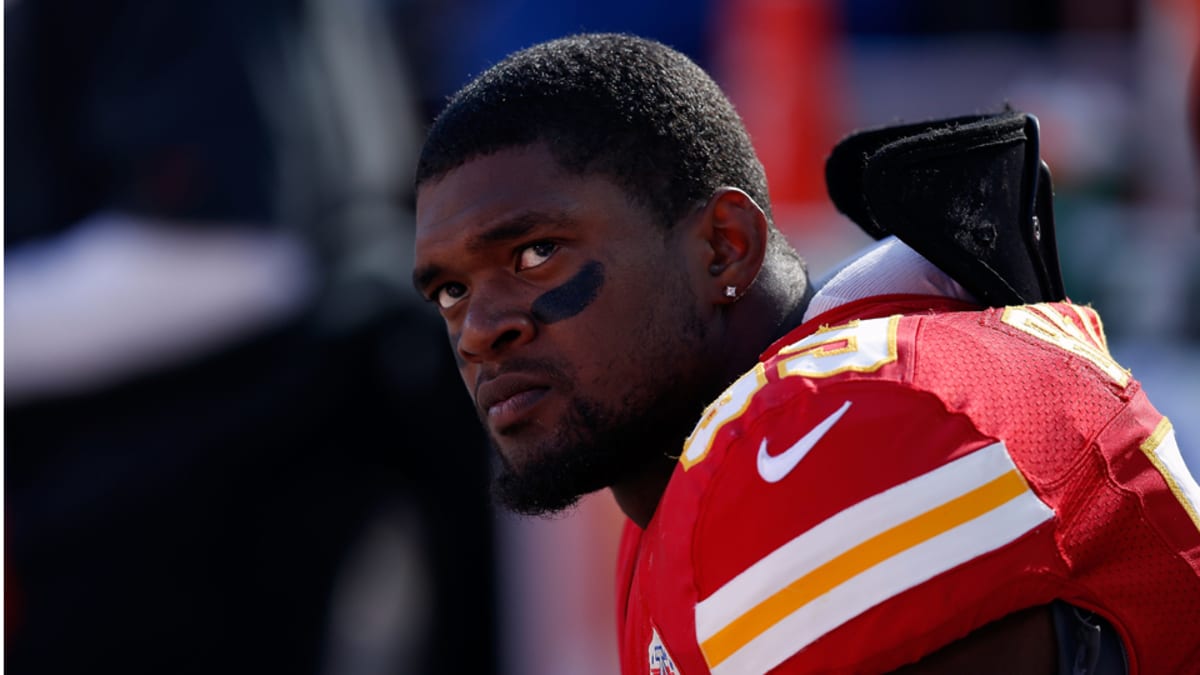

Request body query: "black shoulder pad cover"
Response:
[825, 110, 1065, 306]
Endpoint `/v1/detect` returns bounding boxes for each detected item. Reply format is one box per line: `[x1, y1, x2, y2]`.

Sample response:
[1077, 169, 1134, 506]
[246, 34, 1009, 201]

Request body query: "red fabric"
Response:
[617, 297, 1200, 674]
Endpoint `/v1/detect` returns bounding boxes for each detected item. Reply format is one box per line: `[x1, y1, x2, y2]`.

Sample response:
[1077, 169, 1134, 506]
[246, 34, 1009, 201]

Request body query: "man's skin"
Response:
[413, 142, 1057, 673]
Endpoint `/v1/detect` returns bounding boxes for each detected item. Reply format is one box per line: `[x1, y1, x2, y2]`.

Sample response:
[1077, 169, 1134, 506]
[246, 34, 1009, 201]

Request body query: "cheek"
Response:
[448, 333, 467, 368]
[581, 285, 690, 373]
[543, 259, 700, 388]
[531, 261, 605, 324]
[447, 331, 476, 396]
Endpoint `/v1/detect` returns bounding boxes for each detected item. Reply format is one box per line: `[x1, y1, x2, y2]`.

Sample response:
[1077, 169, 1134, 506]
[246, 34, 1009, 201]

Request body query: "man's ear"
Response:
[696, 187, 769, 304]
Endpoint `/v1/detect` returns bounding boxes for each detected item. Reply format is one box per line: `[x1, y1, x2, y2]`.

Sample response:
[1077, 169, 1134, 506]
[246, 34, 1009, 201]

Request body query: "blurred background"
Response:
[5, 0, 1197, 673]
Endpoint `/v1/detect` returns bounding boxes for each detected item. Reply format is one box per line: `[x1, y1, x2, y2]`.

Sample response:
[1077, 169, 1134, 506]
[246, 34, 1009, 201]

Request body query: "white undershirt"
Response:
[803, 236, 977, 323]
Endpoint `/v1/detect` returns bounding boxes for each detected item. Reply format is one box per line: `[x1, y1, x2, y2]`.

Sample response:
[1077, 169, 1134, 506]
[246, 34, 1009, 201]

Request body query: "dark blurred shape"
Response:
[4, 1, 496, 673]
[394, 0, 714, 119]
[4, 1, 277, 244]
[842, 0, 1137, 35]
[6, 311, 491, 675]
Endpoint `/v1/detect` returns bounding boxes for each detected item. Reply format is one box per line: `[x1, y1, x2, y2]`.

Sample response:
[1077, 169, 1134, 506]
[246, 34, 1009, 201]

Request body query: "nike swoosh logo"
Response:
[757, 400, 852, 483]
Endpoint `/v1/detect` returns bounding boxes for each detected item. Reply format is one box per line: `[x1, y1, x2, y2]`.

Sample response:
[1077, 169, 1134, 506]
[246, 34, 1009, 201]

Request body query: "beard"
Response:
[491, 396, 637, 516]
[490, 387, 703, 516]
[486, 259, 717, 517]
[489, 333, 711, 517]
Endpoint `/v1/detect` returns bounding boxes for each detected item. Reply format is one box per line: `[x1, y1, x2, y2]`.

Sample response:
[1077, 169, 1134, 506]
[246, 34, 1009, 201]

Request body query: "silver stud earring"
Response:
[724, 285, 737, 298]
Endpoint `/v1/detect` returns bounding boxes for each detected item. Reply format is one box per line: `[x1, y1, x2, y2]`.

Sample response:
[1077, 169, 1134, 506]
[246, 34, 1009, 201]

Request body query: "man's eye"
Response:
[517, 241, 559, 271]
[435, 283, 467, 309]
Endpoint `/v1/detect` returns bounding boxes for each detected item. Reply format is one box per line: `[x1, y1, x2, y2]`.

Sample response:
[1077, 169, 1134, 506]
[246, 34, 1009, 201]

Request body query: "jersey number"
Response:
[1001, 304, 1129, 386]
[681, 317, 898, 469]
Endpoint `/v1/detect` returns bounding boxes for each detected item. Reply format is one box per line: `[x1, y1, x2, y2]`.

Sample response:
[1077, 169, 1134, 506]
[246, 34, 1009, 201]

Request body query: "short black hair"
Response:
[415, 33, 774, 230]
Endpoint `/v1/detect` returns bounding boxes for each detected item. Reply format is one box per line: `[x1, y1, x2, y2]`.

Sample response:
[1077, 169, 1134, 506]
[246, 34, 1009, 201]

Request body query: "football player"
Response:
[412, 33, 1200, 674]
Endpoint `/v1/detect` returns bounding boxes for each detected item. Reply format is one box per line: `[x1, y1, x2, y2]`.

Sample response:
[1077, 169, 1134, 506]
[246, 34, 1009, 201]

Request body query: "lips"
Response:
[475, 372, 551, 430]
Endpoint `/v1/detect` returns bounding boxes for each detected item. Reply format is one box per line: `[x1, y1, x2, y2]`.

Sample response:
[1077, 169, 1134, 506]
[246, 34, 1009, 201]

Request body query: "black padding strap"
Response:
[1051, 601, 1128, 675]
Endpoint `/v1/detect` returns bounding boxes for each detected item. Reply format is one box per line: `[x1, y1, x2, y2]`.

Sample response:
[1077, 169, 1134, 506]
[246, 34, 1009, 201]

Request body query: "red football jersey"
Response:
[617, 295, 1200, 675]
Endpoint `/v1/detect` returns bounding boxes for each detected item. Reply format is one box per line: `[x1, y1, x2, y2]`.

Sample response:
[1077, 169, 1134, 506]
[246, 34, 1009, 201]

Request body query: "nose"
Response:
[455, 284, 536, 363]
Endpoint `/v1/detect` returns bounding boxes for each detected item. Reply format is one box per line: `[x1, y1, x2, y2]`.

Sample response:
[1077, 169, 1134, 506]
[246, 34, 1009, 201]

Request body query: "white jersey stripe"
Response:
[695, 441, 1053, 673]
[696, 441, 1016, 640]
[710, 488, 1053, 675]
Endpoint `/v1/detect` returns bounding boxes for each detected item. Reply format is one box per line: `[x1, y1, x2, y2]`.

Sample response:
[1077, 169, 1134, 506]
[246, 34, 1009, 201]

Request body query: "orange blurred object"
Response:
[712, 0, 843, 214]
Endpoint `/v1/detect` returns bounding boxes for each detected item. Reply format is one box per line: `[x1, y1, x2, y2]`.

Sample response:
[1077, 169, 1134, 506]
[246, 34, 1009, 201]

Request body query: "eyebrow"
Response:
[412, 209, 574, 294]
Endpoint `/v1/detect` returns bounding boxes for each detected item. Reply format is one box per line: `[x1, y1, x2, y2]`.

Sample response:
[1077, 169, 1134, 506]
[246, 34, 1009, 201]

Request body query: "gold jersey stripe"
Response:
[700, 470, 1029, 667]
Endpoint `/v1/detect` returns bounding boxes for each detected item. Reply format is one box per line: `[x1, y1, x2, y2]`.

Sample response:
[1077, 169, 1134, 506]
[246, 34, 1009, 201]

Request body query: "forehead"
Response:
[414, 144, 648, 256]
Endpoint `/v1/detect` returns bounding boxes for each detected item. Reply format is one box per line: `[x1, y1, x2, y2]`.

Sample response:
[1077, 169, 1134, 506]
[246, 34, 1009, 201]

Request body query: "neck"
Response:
[721, 260, 813, 380]
[777, 280, 813, 338]
[611, 261, 813, 529]
[611, 451, 678, 528]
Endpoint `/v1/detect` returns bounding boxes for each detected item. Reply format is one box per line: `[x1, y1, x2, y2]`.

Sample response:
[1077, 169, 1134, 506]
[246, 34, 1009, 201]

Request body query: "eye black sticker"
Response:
[531, 261, 605, 324]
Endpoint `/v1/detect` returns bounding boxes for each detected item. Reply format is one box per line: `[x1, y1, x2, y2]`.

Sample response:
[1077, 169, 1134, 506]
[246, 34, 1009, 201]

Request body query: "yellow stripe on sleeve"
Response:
[700, 470, 1029, 667]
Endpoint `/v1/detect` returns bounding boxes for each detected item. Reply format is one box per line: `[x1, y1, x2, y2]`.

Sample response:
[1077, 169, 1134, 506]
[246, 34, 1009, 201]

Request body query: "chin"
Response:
[489, 430, 627, 517]
[487, 388, 683, 517]
[490, 422, 555, 471]
[492, 452, 595, 516]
